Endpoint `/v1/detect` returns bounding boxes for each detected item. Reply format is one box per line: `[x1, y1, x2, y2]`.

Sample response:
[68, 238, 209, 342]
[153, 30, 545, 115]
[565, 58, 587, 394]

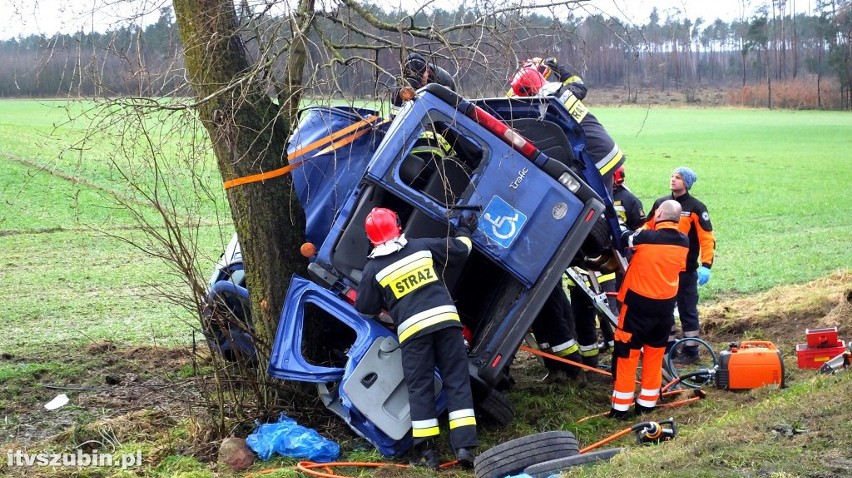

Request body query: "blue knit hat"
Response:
[674, 167, 697, 190]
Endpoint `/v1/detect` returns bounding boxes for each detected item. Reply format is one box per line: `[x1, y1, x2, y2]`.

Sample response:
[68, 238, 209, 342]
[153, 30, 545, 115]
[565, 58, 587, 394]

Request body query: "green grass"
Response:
[0, 229, 209, 354]
[1, 99, 850, 354]
[564, 372, 852, 478]
[0, 98, 228, 229]
[595, 107, 852, 297]
[0, 99, 851, 476]
[0, 159, 140, 230]
[0, 99, 237, 357]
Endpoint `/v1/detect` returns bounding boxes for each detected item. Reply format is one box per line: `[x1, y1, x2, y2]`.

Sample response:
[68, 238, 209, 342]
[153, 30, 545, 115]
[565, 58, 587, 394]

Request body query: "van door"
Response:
[268, 275, 396, 383]
[269, 276, 445, 457]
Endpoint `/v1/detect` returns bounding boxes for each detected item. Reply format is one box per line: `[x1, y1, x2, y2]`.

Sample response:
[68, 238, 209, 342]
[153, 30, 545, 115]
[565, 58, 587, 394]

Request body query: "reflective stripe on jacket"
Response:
[647, 192, 715, 271]
[355, 235, 472, 344]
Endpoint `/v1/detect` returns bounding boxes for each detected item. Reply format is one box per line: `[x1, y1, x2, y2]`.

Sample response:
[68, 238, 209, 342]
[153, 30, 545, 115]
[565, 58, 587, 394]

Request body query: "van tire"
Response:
[474, 431, 579, 478]
[475, 389, 514, 427]
[523, 447, 624, 478]
[582, 216, 613, 257]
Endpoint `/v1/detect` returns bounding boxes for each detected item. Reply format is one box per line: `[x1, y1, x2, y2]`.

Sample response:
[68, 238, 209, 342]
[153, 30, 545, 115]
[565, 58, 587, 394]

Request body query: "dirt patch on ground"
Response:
[0, 341, 195, 446]
[701, 269, 852, 350]
[120, 345, 194, 373]
[585, 85, 733, 108]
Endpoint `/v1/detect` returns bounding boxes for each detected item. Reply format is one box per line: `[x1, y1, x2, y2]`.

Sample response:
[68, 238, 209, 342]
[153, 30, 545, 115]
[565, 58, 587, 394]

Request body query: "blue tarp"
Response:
[246, 414, 340, 462]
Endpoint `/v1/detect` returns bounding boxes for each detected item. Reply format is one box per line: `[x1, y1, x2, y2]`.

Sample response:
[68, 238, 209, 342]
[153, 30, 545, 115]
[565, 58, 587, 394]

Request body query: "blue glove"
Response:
[697, 266, 711, 286]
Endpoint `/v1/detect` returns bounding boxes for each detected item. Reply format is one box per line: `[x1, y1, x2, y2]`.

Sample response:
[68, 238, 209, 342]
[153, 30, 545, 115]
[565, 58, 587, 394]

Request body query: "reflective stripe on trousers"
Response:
[612, 345, 666, 411]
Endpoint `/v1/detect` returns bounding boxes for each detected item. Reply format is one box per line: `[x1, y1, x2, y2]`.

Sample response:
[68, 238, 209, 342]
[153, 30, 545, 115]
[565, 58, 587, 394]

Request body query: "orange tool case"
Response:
[715, 341, 785, 390]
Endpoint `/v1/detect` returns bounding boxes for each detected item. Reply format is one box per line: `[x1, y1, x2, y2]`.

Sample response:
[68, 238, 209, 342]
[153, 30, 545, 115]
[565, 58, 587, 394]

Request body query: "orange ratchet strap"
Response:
[519, 345, 612, 378]
[223, 114, 383, 190]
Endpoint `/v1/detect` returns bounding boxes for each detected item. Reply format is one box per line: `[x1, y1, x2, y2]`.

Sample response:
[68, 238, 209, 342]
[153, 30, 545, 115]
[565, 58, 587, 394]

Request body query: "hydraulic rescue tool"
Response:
[579, 419, 678, 454]
[564, 267, 619, 328]
[634, 418, 677, 445]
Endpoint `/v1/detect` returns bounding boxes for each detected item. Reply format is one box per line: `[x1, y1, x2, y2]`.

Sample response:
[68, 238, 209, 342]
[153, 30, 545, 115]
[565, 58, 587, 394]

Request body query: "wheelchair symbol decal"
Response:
[484, 211, 519, 240]
[481, 196, 527, 248]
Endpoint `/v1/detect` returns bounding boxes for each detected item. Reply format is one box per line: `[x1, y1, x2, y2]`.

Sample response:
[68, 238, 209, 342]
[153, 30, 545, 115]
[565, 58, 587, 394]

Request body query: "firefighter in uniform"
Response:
[645, 167, 715, 363]
[532, 285, 584, 382]
[613, 166, 647, 232]
[509, 60, 586, 382]
[610, 200, 688, 418]
[354, 207, 478, 469]
[510, 59, 628, 374]
[395, 52, 459, 195]
[598, 165, 647, 350]
[509, 59, 626, 178]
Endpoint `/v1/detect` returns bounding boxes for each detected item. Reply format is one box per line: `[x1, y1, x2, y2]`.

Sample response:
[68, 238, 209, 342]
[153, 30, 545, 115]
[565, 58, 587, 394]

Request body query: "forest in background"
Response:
[0, 0, 849, 109]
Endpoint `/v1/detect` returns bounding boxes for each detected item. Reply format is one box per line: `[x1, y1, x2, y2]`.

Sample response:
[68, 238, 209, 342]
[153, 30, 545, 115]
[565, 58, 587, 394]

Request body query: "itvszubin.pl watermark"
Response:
[7, 449, 143, 469]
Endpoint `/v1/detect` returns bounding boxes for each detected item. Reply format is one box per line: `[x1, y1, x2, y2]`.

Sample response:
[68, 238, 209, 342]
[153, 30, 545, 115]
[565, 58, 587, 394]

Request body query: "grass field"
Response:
[0, 99, 851, 477]
[2, 99, 849, 355]
[0, 99, 233, 356]
[595, 106, 852, 295]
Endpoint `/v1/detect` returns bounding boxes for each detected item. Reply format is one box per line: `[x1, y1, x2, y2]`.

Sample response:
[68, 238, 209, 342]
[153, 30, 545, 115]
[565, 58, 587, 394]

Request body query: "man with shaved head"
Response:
[609, 199, 689, 419]
[657, 200, 682, 222]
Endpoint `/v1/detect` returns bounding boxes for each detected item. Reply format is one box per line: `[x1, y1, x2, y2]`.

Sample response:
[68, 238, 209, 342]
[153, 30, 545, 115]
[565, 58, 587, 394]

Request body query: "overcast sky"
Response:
[0, 0, 814, 41]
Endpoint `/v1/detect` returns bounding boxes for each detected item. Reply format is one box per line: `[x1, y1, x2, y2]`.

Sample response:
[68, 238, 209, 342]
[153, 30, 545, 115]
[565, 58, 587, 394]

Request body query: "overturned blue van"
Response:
[206, 84, 624, 457]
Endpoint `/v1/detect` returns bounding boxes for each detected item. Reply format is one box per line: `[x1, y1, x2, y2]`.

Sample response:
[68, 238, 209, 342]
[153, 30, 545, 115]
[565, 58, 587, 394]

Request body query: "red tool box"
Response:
[797, 327, 845, 369]
[797, 340, 847, 369]
[805, 327, 840, 348]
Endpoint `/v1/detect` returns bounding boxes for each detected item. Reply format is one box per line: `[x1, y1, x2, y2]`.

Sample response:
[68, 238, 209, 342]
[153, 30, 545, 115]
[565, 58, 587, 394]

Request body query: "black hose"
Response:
[663, 337, 719, 389]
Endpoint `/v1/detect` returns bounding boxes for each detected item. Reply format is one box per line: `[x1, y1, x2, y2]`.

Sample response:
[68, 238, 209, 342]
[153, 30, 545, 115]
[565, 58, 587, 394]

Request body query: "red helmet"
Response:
[613, 166, 626, 186]
[510, 66, 546, 97]
[523, 57, 553, 81]
[365, 207, 402, 246]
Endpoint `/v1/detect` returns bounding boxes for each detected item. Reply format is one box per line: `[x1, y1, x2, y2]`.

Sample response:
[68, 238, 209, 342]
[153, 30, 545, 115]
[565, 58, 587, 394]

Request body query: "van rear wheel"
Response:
[475, 388, 514, 427]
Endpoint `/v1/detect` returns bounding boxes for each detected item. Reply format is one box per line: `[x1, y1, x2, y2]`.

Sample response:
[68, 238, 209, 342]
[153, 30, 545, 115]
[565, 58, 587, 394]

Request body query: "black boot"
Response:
[411, 439, 440, 470]
[455, 447, 475, 469]
[581, 354, 599, 370]
[562, 351, 584, 379]
[675, 346, 699, 366]
[665, 341, 676, 355]
[608, 408, 630, 420]
[540, 367, 569, 384]
[635, 403, 656, 415]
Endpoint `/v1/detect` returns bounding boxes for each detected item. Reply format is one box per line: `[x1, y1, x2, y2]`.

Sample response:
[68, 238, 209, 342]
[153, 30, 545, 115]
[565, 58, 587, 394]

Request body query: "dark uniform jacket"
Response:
[355, 235, 472, 345]
[647, 192, 715, 272]
[613, 185, 646, 230]
[544, 67, 624, 176]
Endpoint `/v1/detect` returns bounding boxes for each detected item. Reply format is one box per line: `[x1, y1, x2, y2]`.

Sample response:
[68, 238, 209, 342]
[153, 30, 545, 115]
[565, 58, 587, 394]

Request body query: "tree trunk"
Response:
[767, 49, 773, 109]
[173, 0, 308, 363]
[818, 38, 823, 109]
[792, 0, 798, 78]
